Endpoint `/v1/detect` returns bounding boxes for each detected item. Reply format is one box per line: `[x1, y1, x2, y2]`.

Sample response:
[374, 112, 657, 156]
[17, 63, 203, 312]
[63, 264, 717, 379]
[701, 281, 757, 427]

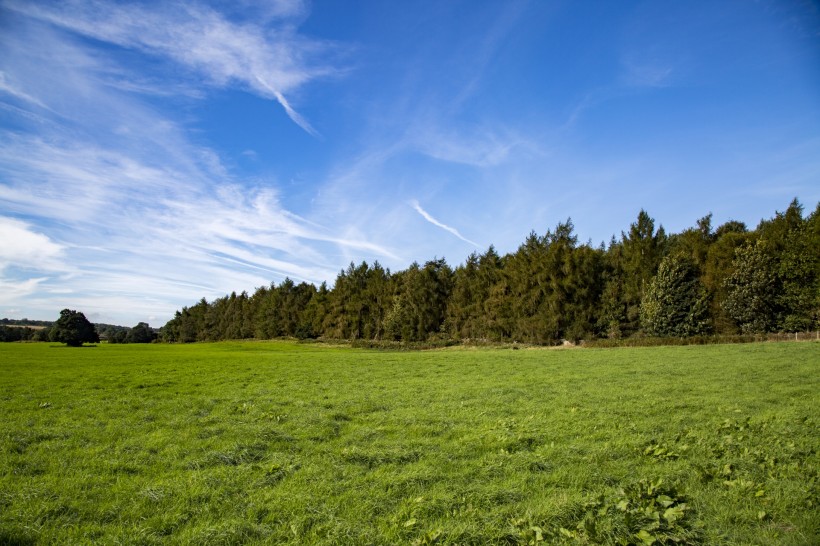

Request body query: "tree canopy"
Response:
[50, 309, 99, 347]
[640, 255, 709, 337]
[161, 199, 819, 344]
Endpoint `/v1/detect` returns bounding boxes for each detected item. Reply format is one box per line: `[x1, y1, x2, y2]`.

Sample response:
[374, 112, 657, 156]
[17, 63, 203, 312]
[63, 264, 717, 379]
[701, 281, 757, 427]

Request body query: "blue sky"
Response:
[1, 0, 818, 327]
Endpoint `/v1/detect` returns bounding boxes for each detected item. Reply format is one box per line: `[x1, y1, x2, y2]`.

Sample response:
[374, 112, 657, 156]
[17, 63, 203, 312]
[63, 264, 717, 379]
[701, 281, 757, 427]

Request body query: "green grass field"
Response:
[1, 341, 817, 545]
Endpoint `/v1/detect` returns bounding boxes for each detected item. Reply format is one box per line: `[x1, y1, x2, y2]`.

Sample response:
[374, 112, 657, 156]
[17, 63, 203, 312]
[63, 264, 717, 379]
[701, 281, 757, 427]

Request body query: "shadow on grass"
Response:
[0, 530, 37, 546]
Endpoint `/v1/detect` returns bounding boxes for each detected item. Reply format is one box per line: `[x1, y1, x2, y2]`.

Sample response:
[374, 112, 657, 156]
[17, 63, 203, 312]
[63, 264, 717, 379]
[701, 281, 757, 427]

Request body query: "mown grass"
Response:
[0, 341, 817, 545]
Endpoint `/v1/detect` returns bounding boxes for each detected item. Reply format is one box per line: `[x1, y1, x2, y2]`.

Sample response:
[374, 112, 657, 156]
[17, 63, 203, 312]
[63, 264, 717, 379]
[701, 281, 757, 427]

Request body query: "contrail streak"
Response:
[410, 200, 479, 247]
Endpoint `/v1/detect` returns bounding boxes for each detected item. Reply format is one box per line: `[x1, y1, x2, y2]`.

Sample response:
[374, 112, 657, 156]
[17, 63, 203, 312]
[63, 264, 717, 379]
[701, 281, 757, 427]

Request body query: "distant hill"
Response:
[1, 318, 134, 337]
[1, 318, 130, 329]
[1, 318, 159, 343]
[1, 318, 52, 328]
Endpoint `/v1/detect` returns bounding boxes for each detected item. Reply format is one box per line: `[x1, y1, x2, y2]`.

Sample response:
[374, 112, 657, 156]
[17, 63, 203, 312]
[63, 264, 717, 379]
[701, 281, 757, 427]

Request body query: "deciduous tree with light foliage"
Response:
[722, 241, 781, 334]
[640, 255, 710, 337]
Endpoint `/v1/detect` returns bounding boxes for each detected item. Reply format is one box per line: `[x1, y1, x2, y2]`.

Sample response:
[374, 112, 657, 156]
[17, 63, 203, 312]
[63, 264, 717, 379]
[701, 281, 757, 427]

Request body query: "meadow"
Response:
[0, 341, 817, 545]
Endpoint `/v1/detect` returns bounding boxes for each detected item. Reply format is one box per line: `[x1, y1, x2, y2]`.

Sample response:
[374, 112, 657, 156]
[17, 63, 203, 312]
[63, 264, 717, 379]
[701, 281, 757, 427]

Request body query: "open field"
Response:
[1, 342, 818, 545]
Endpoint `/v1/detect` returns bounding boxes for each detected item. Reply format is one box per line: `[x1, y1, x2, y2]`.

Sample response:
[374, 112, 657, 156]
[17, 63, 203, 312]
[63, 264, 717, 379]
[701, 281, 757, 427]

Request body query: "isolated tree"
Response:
[50, 309, 99, 347]
[640, 255, 710, 337]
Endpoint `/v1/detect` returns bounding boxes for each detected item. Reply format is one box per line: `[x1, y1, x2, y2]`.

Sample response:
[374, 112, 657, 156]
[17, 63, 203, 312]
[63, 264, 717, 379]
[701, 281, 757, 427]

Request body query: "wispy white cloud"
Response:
[0, 217, 66, 272]
[4, 0, 339, 136]
[229, 0, 307, 22]
[0, 216, 68, 307]
[0, 71, 49, 109]
[0, 3, 389, 325]
[0, 277, 50, 305]
[412, 126, 521, 168]
[2, 0, 815, 327]
[410, 200, 479, 247]
[0, 133, 397, 314]
[448, 1, 530, 109]
[265, 82, 319, 137]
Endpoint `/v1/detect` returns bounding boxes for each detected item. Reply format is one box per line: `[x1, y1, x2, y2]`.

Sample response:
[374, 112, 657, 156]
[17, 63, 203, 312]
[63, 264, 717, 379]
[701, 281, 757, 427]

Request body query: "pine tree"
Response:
[620, 210, 667, 335]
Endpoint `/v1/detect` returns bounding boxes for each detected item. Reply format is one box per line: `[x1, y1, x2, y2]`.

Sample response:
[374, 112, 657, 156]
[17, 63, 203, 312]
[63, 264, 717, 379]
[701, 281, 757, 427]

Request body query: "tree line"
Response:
[0, 317, 157, 344]
[158, 199, 817, 344]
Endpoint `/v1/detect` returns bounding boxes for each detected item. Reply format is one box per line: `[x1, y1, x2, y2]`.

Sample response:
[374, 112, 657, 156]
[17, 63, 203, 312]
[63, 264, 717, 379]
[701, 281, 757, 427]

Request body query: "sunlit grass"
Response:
[1, 341, 817, 544]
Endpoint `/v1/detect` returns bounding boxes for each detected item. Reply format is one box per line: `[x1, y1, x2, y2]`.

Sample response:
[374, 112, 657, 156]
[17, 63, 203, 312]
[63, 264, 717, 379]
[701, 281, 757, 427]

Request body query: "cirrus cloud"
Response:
[3, 0, 341, 135]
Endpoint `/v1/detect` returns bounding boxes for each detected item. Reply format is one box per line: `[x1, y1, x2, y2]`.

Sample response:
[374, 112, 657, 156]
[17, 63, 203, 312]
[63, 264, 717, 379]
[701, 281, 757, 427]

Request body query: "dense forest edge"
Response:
[3, 200, 817, 346]
[154, 199, 819, 346]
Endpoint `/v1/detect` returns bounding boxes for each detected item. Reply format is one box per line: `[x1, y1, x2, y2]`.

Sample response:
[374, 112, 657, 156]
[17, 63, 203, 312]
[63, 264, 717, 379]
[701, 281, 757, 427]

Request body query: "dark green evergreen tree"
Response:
[504, 221, 603, 344]
[563, 243, 605, 342]
[159, 200, 817, 344]
[299, 282, 329, 339]
[619, 210, 667, 335]
[385, 259, 452, 341]
[363, 262, 392, 339]
[506, 231, 548, 343]
[597, 237, 627, 338]
[640, 255, 710, 337]
[444, 252, 480, 339]
[445, 246, 504, 340]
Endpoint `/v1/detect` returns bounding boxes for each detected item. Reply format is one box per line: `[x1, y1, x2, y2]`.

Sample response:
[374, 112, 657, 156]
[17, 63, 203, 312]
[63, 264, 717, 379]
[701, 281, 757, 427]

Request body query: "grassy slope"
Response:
[0, 342, 817, 545]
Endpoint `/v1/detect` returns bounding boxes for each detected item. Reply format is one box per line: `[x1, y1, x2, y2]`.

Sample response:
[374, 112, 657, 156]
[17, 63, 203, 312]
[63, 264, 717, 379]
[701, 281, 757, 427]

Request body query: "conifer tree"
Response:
[620, 210, 667, 335]
[640, 255, 710, 337]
